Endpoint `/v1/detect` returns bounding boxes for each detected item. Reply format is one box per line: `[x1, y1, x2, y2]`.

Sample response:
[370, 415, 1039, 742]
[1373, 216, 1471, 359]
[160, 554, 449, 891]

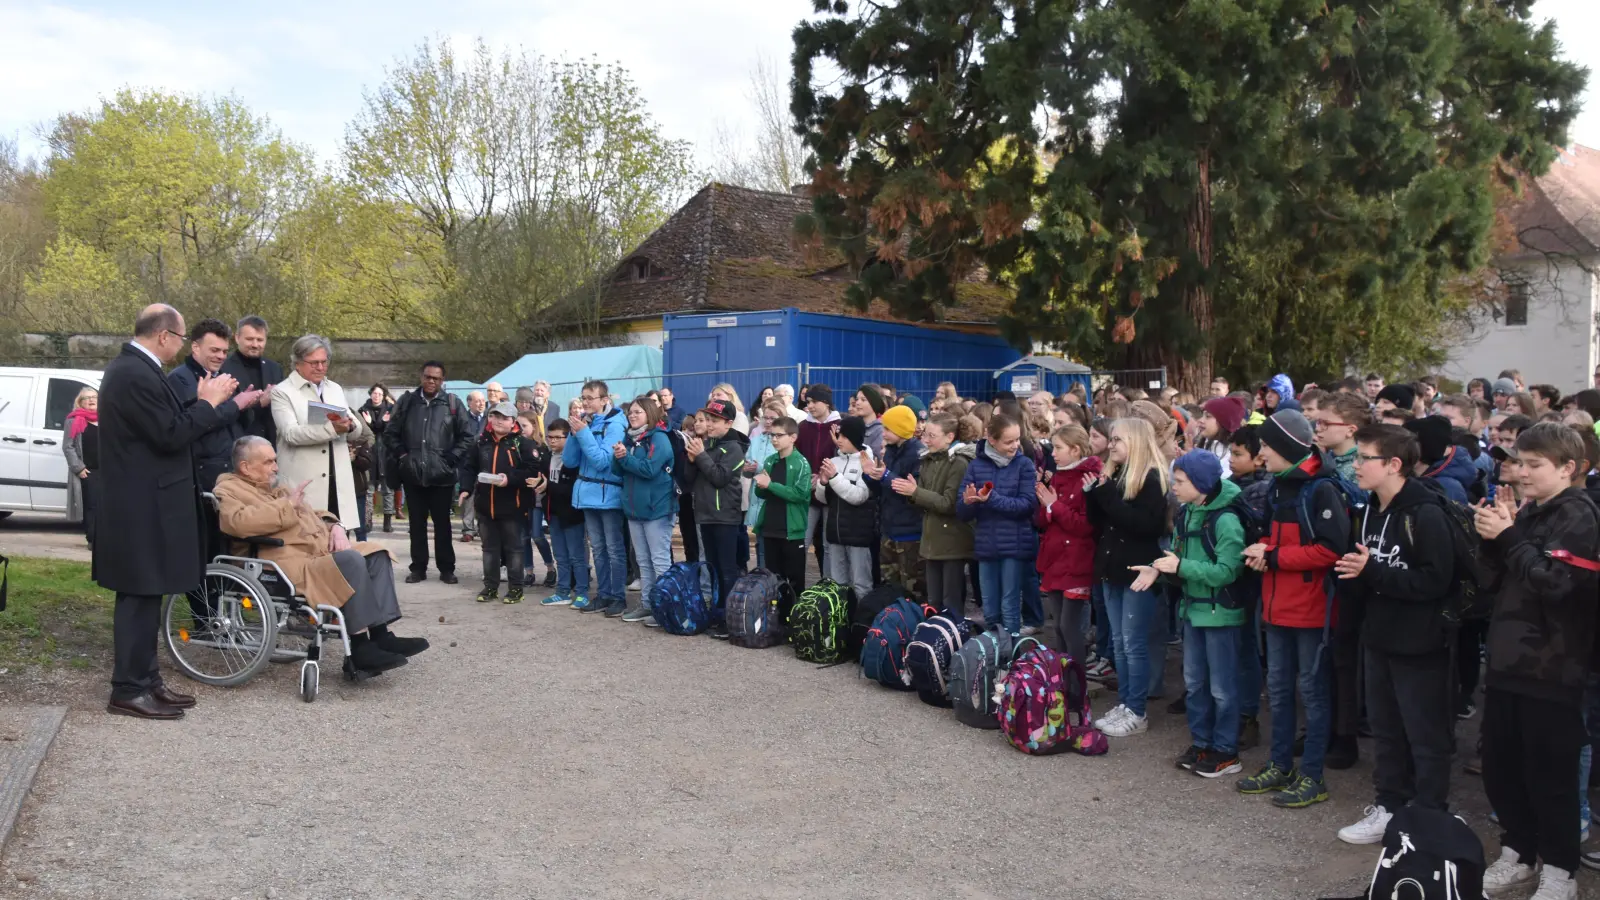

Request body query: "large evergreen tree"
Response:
[792, 0, 1586, 391]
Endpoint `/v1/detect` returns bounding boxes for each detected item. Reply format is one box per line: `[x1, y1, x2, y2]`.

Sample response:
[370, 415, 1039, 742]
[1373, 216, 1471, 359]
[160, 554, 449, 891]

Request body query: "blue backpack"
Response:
[859, 599, 926, 688]
[650, 562, 712, 635]
[904, 613, 974, 706]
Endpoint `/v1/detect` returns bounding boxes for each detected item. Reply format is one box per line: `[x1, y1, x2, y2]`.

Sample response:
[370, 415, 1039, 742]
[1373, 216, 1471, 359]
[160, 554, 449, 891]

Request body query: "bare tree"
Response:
[709, 53, 808, 192]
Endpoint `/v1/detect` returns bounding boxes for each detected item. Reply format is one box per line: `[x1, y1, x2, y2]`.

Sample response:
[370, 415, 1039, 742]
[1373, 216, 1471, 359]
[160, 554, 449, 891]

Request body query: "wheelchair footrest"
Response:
[342, 658, 385, 683]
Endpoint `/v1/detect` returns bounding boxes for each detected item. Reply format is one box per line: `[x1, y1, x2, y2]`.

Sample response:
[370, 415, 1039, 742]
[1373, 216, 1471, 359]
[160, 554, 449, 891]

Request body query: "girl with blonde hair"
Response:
[709, 382, 751, 434]
[1084, 416, 1172, 737]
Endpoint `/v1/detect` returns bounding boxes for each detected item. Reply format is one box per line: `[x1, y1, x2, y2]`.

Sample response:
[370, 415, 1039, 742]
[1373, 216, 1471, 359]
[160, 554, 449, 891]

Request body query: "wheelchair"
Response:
[159, 495, 367, 702]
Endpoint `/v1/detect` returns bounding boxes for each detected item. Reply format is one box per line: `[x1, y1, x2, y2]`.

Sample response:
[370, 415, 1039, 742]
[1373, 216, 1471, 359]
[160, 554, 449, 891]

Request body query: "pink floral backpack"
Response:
[997, 646, 1107, 756]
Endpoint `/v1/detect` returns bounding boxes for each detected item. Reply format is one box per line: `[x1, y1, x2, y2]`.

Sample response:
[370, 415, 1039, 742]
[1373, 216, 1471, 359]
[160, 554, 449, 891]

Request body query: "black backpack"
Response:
[1402, 478, 1489, 622]
[1321, 806, 1484, 900]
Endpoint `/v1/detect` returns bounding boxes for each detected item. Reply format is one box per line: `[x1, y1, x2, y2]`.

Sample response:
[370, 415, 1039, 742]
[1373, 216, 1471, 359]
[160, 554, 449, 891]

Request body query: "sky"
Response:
[2, 0, 1598, 169]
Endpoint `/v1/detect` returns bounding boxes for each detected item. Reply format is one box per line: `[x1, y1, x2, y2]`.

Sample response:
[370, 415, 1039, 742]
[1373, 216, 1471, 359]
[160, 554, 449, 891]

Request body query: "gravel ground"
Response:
[0, 516, 1595, 899]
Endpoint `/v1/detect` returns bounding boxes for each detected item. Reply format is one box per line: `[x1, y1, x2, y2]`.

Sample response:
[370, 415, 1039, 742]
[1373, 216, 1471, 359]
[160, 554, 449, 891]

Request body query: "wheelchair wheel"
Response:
[162, 565, 279, 686]
[300, 661, 319, 703]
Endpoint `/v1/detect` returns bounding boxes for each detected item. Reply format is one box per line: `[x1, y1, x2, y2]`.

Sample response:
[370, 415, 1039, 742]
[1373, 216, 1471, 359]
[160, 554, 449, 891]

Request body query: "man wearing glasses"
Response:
[94, 304, 243, 720]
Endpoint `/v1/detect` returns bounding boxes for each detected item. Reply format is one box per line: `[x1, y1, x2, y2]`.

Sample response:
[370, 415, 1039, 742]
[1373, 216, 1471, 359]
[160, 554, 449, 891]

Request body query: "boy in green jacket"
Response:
[1131, 449, 1246, 779]
[753, 416, 813, 596]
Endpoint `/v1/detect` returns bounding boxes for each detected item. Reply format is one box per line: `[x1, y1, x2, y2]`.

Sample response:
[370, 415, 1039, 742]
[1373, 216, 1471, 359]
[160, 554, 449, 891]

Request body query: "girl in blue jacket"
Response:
[612, 395, 675, 625]
[956, 414, 1039, 636]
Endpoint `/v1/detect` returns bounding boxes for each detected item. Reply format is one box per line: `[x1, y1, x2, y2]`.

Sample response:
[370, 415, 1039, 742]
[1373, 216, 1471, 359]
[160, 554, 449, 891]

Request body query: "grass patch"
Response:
[0, 555, 115, 672]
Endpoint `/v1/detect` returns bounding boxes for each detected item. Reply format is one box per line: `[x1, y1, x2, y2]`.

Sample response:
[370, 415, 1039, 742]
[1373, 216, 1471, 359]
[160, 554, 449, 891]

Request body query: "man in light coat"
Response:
[270, 334, 369, 538]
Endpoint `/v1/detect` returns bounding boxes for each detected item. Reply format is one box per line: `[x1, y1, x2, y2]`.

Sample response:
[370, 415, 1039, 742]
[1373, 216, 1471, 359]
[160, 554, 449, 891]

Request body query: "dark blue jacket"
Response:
[870, 438, 925, 540]
[955, 440, 1039, 561]
[1423, 445, 1476, 504]
[167, 356, 244, 492]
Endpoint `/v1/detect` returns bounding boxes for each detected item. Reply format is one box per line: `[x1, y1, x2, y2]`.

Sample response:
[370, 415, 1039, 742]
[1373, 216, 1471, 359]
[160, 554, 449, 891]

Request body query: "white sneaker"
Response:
[1019, 626, 1039, 637]
[1101, 711, 1148, 737]
[1530, 864, 1576, 900]
[1482, 847, 1538, 893]
[1336, 805, 1393, 845]
[1094, 704, 1129, 729]
[627, 579, 642, 592]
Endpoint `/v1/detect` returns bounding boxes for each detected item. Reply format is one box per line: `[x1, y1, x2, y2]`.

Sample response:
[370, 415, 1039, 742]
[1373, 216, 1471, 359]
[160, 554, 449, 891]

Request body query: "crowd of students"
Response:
[444, 368, 1600, 900]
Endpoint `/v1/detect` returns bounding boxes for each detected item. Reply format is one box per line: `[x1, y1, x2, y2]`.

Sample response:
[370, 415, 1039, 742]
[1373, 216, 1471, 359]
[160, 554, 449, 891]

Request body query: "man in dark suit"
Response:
[219, 314, 284, 446]
[169, 317, 248, 492]
[94, 304, 261, 720]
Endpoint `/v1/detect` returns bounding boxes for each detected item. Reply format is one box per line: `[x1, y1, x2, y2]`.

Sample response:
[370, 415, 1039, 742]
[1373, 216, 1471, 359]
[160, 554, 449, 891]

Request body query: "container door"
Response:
[0, 374, 35, 510]
[30, 375, 96, 512]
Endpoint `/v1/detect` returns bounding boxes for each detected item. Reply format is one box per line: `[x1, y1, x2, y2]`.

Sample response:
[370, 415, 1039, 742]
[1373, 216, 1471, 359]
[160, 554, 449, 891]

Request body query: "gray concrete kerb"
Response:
[0, 706, 67, 852]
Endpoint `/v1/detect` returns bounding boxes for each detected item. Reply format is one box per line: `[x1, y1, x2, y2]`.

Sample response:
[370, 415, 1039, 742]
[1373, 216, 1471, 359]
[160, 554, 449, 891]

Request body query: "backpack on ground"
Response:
[849, 582, 908, 661]
[1403, 478, 1489, 623]
[949, 628, 1041, 729]
[650, 562, 711, 635]
[998, 646, 1107, 756]
[1319, 806, 1485, 900]
[726, 568, 793, 649]
[904, 613, 973, 707]
[788, 580, 854, 664]
[859, 599, 926, 688]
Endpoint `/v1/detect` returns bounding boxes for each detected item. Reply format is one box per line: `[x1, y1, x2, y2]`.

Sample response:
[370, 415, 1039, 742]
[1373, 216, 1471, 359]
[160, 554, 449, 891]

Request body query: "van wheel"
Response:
[0, 511, 12, 520]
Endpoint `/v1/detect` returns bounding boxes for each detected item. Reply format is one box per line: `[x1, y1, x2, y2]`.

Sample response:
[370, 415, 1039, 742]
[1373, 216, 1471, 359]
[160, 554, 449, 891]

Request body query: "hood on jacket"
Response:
[1050, 453, 1103, 482]
[1267, 374, 1294, 402]
[1423, 444, 1477, 501]
[711, 428, 751, 451]
[1276, 447, 1337, 484]
[1191, 476, 1243, 513]
[804, 409, 842, 426]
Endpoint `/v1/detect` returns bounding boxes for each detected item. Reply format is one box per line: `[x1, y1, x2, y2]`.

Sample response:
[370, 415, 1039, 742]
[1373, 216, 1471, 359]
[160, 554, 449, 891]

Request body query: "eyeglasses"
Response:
[1108, 436, 1126, 445]
[302, 357, 330, 369]
[164, 329, 185, 343]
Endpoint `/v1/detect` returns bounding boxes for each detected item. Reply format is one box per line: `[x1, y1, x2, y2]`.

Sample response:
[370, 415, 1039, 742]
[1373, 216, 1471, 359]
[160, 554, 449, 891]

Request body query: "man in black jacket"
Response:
[1332, 424, 1458, 846]
[167, 318, 248, 492]
[218, 314, 284, 445]
[94, 304, 256, 720]
[383, 361, 475, 584]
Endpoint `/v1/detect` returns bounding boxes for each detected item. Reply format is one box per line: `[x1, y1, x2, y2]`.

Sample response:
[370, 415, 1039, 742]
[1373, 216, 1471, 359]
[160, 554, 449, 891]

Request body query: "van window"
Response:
[44, 378, 92, 431]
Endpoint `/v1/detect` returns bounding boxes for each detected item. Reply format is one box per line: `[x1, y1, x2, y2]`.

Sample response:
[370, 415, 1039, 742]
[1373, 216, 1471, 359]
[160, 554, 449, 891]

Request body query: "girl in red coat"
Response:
[1036, 424, 1101, 663]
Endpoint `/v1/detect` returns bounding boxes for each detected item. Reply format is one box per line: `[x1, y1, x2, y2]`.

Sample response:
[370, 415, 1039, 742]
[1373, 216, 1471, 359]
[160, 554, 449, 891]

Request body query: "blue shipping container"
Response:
[661, 309, 1023, 411]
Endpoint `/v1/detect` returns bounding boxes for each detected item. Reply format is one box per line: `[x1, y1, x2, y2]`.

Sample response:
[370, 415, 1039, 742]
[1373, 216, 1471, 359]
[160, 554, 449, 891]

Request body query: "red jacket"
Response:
[1036, 456, 1101, 594]
[1260, 451, 1352, 629]
[796, 411, 841, 504]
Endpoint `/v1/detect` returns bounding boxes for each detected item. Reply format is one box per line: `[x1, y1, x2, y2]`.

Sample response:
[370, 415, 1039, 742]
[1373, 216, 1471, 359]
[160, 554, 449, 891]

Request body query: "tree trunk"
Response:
[1124, 148, 1214, 395]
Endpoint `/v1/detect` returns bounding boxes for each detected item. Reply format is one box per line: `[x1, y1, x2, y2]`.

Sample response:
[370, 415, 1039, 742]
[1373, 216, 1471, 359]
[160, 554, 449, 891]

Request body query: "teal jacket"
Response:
[1170, 478, 1247, 628]
[611, 426, 676, 521]
[753, 451, 812, 541]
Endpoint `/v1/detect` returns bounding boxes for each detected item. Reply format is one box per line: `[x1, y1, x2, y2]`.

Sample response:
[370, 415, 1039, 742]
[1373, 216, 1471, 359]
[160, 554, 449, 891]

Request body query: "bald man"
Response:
[94, 304, 258, 719]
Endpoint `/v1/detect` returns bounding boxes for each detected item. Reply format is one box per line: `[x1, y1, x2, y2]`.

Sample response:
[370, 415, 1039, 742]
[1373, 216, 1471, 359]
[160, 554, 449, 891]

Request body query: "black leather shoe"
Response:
[151, 684, 196, 709]
[405, 571, 426, 584]
[350, 640, 409, 674]
[107, 693, 184, 720]
[375, 633, 430, 657]
[439, 572, 459, 585]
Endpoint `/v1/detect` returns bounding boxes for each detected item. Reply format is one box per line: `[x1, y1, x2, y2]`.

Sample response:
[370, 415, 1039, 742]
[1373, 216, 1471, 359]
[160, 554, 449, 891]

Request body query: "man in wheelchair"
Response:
[212, 436, 429, 675]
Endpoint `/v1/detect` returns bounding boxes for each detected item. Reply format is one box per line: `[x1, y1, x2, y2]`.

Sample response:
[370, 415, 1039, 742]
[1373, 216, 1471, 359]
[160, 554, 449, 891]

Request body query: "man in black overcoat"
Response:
[219, 314, 284, 445]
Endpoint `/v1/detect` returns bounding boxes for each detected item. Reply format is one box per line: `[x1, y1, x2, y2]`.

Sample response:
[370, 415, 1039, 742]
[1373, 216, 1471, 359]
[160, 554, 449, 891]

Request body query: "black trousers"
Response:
[81, 471, 99, 545]
[480, 515, 524, 591]
[405, 483, 456, 575]
[701, 523, 744, 612]
[1482, 687, 1586, 872]
[1457, 618, 1489, 703]
[112, 593, 165, 701]
[678, 493, 699, 563]
[763, 536, 807, 597]
[1365, 647, 1454, 811]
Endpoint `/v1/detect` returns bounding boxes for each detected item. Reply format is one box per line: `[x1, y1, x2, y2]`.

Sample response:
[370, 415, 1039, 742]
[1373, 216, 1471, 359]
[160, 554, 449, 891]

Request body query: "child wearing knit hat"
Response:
[871, 405, 927, 599]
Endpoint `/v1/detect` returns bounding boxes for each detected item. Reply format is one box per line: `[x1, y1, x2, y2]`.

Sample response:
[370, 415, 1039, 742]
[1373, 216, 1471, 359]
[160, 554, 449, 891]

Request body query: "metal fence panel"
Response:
[803, 366, 998, 405]
[662, 366, 806, 417]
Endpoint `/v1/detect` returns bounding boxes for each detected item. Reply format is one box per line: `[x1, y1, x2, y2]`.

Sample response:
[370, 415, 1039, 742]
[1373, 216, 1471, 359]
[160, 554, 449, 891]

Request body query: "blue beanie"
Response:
[1174, 449, 1224, 497]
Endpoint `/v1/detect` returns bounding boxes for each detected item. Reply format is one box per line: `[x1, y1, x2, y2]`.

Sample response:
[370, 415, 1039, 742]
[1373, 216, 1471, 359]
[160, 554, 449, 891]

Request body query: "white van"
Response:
[0, 367, 104, 520]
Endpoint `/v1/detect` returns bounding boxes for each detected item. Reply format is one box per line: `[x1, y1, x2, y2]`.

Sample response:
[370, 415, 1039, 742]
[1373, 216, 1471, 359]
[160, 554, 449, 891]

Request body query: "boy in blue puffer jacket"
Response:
[956, 413, 1038, 636]
[563, 379, 629, 615]
[869, 405, 926, 601]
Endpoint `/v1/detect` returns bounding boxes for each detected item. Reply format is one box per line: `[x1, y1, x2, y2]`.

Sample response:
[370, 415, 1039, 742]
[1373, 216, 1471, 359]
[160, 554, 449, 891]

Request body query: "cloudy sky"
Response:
[2, 0, 1597, 168]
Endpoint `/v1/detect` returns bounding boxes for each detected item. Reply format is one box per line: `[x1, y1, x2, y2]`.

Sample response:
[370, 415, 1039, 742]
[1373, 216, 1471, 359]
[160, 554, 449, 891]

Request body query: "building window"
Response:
[1504, 282, 1529, 327]
[622, 257, 665, 282]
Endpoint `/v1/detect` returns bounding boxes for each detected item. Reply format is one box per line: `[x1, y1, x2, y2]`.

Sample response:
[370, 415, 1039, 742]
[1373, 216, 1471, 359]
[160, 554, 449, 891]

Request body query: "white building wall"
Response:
[1445, 259, 1597, 394]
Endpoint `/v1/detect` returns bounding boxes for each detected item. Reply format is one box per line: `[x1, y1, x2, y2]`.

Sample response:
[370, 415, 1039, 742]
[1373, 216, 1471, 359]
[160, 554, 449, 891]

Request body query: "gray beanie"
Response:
[1261, 409, 1316, 463]
[1492, 378, 1518, 397]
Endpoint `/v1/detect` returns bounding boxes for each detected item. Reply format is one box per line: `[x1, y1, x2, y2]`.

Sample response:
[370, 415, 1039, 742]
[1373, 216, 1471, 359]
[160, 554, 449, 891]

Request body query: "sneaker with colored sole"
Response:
[475, 589, 497, 603]
[1175, 745, 1203, 771]
[1192, 750, 1244, 779]
[541, 593, 572, 607]
[1237, 763, 1296, 795]
[570, 595, 597, 612]
[503, 588, 524, 604]
[1271, 774, 1329, 808]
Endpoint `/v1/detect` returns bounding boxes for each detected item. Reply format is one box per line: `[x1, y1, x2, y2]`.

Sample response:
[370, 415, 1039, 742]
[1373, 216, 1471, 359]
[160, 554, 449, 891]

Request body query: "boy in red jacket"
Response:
[1235, 409, 1351, 809]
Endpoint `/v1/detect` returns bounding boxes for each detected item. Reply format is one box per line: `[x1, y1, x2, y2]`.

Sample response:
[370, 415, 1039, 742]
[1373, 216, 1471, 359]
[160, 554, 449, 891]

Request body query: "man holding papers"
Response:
[271, 334, 369, 534]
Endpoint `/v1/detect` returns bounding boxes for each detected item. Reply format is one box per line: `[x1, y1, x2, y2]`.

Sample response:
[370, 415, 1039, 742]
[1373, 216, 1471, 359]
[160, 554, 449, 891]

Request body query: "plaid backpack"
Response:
[859, 599, 926, 688]
[726, 569, 793, 649]
[903, 613, 972, 707]
[998, 646, 1108, 756]
[950, 629, 1040, 729]
[650, 562, 711, 635]
[788, 580, 854, 664]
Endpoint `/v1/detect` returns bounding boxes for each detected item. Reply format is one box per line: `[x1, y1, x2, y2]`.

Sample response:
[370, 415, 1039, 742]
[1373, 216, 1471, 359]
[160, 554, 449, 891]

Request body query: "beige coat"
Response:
[271, 371, 369, 531]
[212, 473, 389, 608]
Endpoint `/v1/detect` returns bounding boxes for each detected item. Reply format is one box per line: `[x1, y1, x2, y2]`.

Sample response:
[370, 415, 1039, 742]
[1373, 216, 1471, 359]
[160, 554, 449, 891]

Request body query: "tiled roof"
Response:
[596, 182, 1010, 326]
[1503, 144, 1600, 260]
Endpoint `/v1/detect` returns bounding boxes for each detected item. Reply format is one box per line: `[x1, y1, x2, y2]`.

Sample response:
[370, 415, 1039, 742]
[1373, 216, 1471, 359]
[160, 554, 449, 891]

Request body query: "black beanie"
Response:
[837, 415, 868, 451]
[1405, 415, 1453, 465]
[1377, 383, 1416, 411]
[805, 384, 833, 407]
[858, 384, 887, 417]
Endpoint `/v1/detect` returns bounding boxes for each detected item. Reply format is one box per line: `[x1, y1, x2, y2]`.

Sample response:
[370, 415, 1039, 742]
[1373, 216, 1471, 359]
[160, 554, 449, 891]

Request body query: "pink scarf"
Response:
[65, 407, 97, 440]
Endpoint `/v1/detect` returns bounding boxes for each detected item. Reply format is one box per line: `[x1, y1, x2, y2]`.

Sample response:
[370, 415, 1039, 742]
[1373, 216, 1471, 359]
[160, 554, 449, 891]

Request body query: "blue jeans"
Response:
[1148, 588, 1170, 699]
[523, 506, 554, 574]
[547, 517, 589, 597]
[979, 558, 1026, 635]
[1022, 568, 1043, 629]
[1091, 582, 1111, 661]
[1238, 592, 1263, 717]
[1184, 621, 1242, 755]
[1102, 582, 1159, 718]
[1265, 624, 1332, 781]
[583, 508, 627, 604]
[628, 516, 674, 608]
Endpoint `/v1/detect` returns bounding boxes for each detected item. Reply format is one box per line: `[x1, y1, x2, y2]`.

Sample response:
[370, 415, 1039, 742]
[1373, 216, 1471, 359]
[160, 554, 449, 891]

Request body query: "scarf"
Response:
[984, 441, 1016, 469]
[65, 407, 97, 440]
[627, 423, 650, 442]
